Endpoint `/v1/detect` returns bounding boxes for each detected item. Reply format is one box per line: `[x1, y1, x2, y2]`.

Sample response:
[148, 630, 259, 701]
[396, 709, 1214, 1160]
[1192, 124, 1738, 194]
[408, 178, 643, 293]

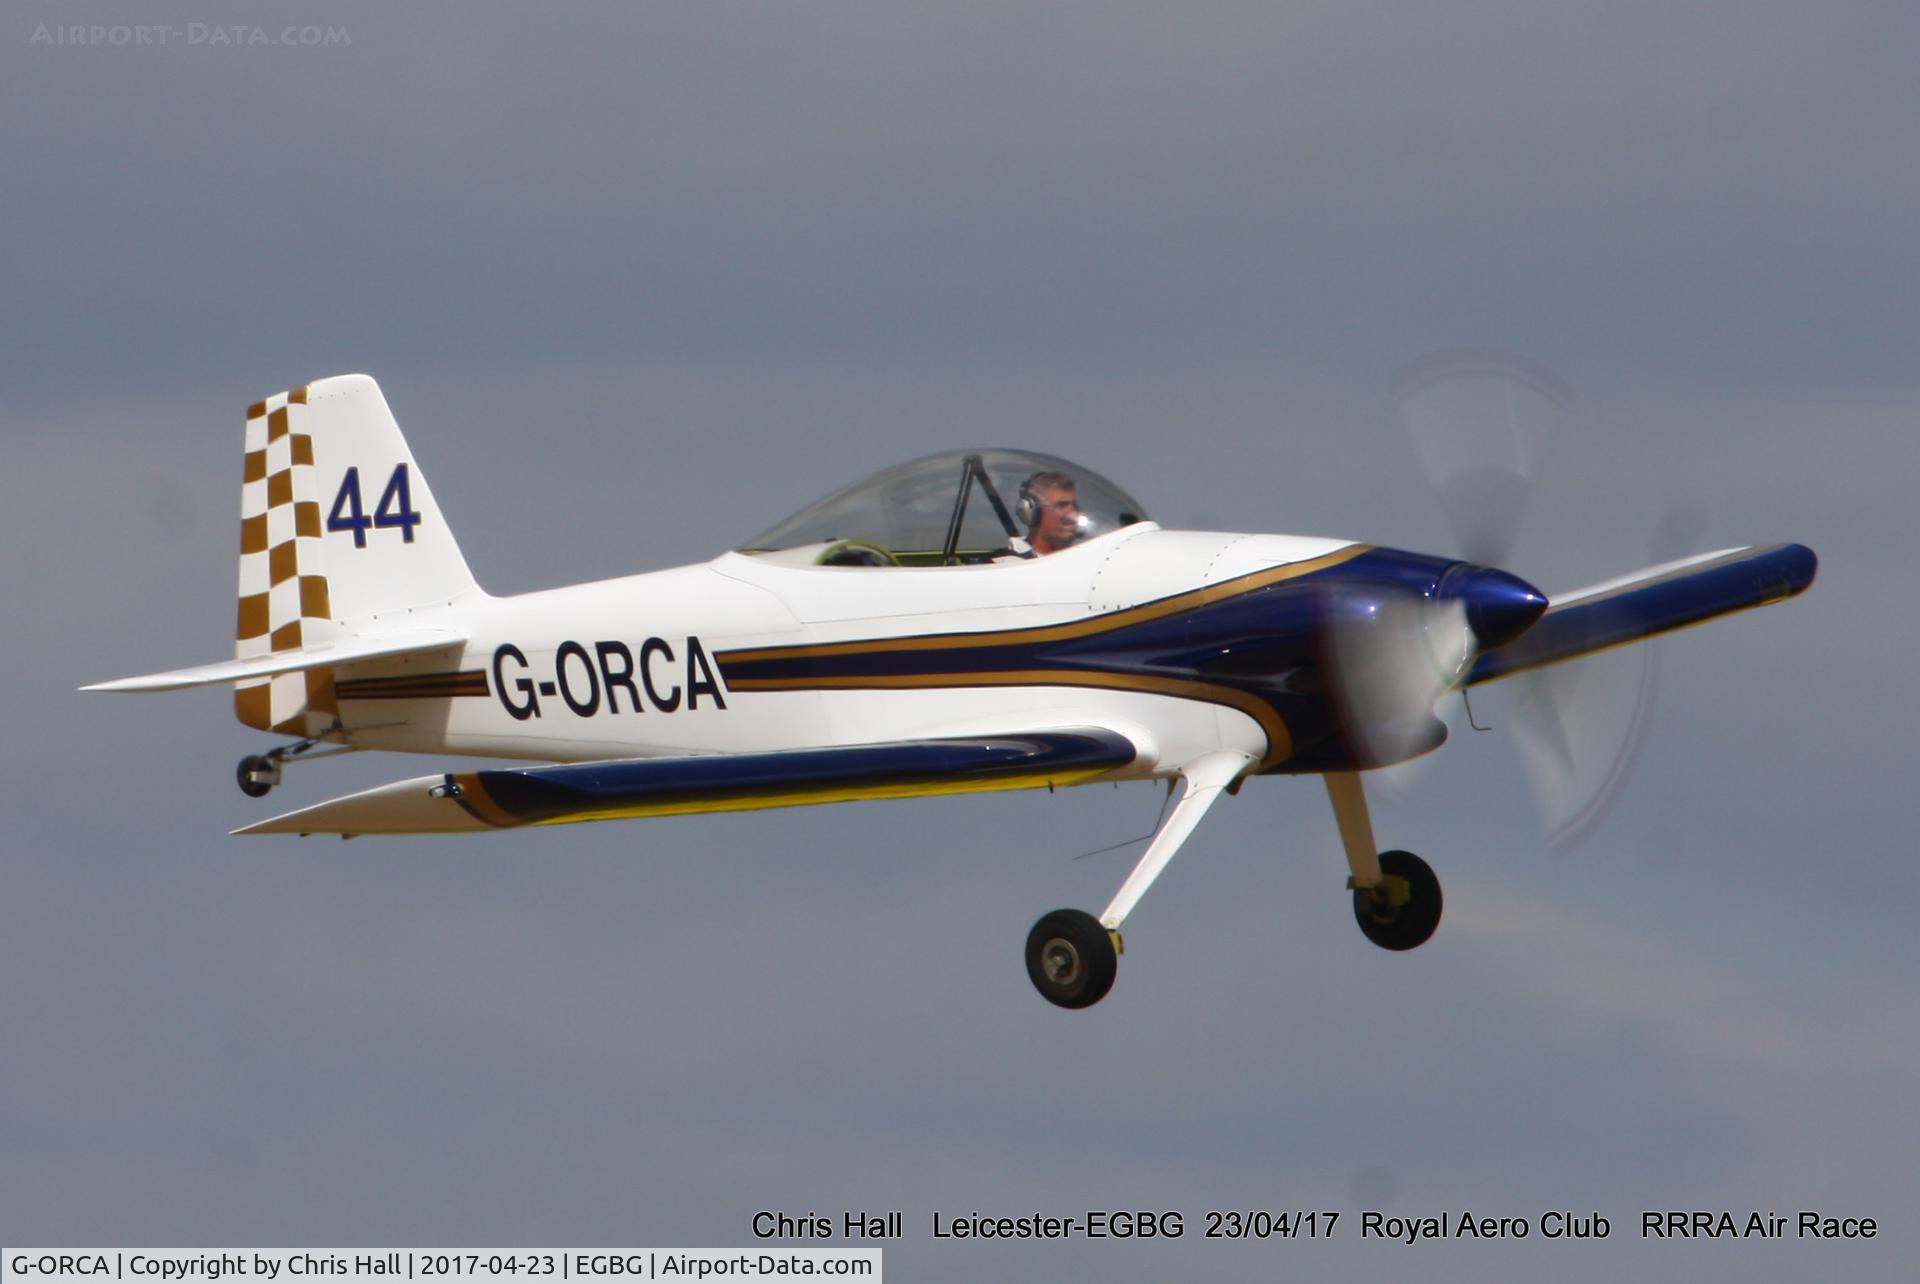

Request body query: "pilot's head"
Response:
[1020, 471, 1082, 555]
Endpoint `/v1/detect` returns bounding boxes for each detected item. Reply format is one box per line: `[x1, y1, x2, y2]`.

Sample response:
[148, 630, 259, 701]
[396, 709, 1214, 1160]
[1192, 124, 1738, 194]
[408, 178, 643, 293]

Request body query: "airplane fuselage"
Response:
[337, 524, 1474, 778]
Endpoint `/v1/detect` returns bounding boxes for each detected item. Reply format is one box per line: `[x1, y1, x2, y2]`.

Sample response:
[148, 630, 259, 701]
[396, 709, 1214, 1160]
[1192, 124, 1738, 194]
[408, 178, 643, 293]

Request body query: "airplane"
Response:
[85, 374, 1817, 1008]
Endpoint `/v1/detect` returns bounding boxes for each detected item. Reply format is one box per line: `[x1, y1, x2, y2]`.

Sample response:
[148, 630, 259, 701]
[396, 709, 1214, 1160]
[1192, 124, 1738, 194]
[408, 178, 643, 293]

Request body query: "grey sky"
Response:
[4, 3, 1914, 1279]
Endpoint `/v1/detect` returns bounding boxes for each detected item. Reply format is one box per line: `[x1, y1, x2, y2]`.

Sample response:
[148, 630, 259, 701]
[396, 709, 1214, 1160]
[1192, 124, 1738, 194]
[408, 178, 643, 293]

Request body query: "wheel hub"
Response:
[1041, 939, 1082, 984]
[1350, 851, 1442, 952]
[1025, 909, 1118, 1009]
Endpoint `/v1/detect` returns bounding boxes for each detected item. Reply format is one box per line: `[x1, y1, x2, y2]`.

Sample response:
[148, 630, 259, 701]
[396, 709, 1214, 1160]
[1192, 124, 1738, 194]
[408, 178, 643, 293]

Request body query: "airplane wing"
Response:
[1467, 543, 1816, 685]
[81, 627, 468, 692]
[233, 728, 1139, 836]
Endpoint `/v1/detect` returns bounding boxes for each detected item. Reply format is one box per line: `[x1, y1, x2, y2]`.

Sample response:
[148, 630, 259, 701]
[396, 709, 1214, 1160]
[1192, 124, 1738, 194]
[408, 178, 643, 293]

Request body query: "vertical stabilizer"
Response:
[233, 375, 479, 734]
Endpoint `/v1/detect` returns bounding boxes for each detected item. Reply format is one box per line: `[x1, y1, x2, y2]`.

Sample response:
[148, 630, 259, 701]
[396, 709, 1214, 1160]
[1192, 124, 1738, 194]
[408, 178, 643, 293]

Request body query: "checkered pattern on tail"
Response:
[234, 386, 340, 735]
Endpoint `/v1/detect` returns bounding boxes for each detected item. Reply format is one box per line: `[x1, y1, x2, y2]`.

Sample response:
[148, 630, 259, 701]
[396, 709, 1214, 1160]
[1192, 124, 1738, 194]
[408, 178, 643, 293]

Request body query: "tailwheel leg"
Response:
[1324, 771, 1443, 951]
[234, 730, 344, 799]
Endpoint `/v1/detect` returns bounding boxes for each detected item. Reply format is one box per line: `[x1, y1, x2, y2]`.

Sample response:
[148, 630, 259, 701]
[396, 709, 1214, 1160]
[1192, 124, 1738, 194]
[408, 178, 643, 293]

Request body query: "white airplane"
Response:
[87, 375, 1817, 1008]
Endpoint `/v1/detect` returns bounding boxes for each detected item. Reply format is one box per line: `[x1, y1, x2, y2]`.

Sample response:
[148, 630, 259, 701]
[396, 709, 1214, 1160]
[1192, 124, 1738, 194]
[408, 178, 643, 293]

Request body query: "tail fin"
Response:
[234, 374, 479, 734]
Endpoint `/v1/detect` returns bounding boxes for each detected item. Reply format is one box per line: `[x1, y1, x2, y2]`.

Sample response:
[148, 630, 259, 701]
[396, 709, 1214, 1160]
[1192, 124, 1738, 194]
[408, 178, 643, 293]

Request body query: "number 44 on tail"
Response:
[328, 463, 422, 547]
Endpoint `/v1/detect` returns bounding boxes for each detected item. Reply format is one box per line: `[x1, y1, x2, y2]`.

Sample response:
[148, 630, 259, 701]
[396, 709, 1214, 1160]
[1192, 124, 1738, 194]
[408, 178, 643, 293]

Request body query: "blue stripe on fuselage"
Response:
[716, 547, 1464, 773]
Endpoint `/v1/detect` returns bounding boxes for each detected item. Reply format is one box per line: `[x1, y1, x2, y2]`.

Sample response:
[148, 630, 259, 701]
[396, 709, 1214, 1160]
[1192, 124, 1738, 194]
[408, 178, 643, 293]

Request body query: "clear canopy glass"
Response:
[740, 448, 1151, 566]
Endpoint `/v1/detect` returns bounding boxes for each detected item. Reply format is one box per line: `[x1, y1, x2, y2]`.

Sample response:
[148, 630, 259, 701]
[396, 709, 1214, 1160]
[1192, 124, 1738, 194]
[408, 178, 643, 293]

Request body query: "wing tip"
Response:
[1776, 542, 1819, 594]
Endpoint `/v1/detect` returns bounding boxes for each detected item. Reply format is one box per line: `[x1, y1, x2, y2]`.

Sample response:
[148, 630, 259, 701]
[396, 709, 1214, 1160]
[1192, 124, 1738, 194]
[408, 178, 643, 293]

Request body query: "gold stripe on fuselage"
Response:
[714, 549, 1362, 769]
[719, 544, 1369, 665]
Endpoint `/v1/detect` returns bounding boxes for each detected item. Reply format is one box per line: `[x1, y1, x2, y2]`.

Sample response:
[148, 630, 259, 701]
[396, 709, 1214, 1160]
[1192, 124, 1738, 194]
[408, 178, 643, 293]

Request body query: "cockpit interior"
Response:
[740, 449, 1151, 567]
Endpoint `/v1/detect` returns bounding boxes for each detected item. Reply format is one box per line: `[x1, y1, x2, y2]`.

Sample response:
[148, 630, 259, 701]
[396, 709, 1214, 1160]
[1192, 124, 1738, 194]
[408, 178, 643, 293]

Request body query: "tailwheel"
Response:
[236, 754, 279, 798]
[1352, 849, 1442, 951]
[1025, 909, 1120, 1009]
[235, 731, 340, 798]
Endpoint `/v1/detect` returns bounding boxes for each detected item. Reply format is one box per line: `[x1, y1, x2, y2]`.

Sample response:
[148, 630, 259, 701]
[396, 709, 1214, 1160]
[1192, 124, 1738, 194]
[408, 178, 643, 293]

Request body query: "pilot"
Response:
[1019, 471, 1085, 556]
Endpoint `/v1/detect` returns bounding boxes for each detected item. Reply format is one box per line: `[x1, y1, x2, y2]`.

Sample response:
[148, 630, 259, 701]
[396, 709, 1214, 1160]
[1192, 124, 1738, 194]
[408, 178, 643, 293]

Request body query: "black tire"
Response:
[1352, 849, 1442, 951]
[236, 755, 275, 798]
[1025, 909, 1118, 1009]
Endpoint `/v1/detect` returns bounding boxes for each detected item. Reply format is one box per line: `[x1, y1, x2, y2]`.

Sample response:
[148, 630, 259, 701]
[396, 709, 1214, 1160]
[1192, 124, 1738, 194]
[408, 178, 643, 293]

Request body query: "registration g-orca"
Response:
[489, 637, 726, 720]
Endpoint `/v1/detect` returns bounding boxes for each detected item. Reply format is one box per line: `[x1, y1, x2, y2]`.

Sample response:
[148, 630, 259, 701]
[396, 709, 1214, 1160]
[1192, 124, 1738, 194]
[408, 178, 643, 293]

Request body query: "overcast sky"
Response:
[4, 3, 1915, 1279]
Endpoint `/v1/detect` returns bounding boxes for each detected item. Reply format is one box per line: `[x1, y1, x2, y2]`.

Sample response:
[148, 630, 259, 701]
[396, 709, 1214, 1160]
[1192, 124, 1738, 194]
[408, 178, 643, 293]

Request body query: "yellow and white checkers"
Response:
[234, 386, 338, 736]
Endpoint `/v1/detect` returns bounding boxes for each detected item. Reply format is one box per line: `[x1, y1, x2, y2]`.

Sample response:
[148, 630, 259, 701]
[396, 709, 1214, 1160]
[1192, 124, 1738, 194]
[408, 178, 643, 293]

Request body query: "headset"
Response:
[1017, 472, 1074, 529]
[1016, 477, 1043, 529]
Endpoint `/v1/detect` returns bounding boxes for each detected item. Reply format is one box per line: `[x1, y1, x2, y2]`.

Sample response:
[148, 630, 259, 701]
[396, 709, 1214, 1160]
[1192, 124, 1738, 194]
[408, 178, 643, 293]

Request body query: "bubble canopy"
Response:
[739, 449, 1152, 565]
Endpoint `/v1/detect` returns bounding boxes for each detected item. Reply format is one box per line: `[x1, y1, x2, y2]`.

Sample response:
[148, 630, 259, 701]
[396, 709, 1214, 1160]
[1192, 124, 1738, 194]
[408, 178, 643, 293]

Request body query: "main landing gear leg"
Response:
[1025, 750, 1253, 1010]
[1325, 771, 1442, 951]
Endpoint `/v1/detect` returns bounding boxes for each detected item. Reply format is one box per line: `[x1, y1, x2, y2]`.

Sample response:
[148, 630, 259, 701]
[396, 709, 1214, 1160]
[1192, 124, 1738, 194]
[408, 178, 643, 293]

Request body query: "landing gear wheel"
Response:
[236, 754, 277, 798]
[1025, 909, 1118, 1009]
[1352, 849, 1442, 951]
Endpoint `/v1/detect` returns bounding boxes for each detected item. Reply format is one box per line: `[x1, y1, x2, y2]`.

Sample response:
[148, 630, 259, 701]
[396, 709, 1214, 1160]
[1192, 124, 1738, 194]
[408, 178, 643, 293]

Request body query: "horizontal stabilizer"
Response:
[83, 627, 468, 693]
[234, 728, 1138, 836]
[1468, 543, 1816, 685]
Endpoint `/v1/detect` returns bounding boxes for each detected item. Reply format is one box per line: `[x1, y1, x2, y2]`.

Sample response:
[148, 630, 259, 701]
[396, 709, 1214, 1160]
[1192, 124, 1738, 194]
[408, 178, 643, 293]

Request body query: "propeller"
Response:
[1506, 502, 1709, 848]
[1509, 636, 1657, 848]
[1393, 349, 1676, 849]
[1395, 348, 1571, 570]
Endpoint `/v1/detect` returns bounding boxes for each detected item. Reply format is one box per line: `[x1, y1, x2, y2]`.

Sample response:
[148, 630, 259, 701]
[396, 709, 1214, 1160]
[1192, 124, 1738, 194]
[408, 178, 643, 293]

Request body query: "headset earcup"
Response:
[1016, 485, 1038, 528]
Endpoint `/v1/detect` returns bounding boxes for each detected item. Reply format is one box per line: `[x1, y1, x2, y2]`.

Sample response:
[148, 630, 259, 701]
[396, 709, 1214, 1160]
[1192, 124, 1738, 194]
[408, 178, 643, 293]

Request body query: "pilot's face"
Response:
[1031, 484, 1081, 553]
